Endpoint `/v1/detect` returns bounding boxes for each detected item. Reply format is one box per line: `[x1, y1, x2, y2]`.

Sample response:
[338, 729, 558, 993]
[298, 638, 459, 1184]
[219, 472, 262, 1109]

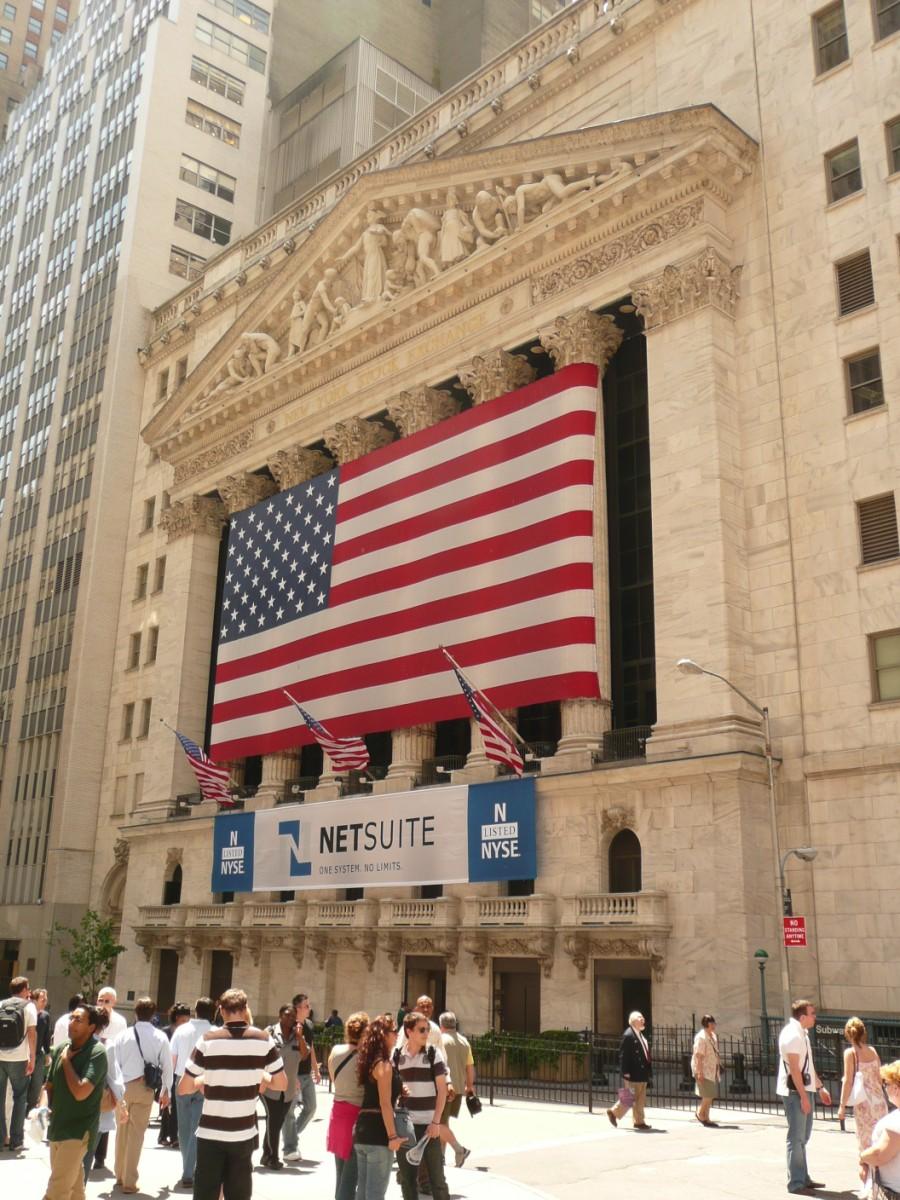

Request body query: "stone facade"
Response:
[90, 0, 899, 1032]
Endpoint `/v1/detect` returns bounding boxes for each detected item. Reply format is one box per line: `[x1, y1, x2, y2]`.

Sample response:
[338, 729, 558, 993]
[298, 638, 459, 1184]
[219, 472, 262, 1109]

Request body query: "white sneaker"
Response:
[284, 1151, 301, 1162]
[454, 1146, 471, 1169]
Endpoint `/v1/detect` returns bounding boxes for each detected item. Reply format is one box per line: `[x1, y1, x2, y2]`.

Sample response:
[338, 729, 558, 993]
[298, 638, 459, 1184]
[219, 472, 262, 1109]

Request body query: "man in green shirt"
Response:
[43, 1004, 108, 1200]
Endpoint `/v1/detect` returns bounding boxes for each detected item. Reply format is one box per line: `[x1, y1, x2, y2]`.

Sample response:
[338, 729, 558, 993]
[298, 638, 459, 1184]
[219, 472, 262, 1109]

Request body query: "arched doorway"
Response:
[608, 829, 642, 893]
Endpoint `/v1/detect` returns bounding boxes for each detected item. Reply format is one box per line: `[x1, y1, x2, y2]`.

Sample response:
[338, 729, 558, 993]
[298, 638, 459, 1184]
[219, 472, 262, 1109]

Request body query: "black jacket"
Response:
[620, 1026, 652, 1083]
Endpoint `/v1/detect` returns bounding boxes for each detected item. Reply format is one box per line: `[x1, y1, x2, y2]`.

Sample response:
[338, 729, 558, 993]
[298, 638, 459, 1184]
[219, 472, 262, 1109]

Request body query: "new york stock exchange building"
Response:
[92, 0, 900, 1036]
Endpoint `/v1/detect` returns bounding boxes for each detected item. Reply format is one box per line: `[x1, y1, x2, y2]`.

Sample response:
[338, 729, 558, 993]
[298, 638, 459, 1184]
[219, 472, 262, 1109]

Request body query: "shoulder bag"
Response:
[133, 1026, 163, 1093]
[849, 1050, 868, 1107]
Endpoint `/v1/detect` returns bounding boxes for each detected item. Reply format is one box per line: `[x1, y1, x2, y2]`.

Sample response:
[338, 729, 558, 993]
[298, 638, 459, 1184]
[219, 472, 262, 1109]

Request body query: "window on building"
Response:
[174, 198, 232, 245]
[179, 153, 236, 202]
[139, 698, 152, 738]
[846, 348, 884, 413]
[113, 775, 127, 815]
[133, 773, 144, 808]
[156, 368, 169, 402]
[27, 16, 41, 32]
[195, 15, 266, 72]
[175, 356, 188, 386]
[0, 51, 7, 69]
[371, 67, 429, 141]
[122, 702, 135, 740]
[871, 631, 900, 701]
[858, 493, 899, 564]
[209, 0, 269, 34]
[835, 250, 875, 315]
[813, 2, 849, 73]
[2, 6, 15, 19]
[190, 55, 245, 104]
[0, 27, 11, 43]
[142, 496, 156, 532]
[128, 632, 141, 670]
[55, 4, 67, 20]
[185, 97, 241, 146]
[32, 0, 42, 8]
[609, 829, 642, 893]
[145, 624, 159, 664]
[163, 864, 182, 906]
[153, 556, 166, 592]
[135, 562, 149, 600]
[874, 0, 900, 39]
[825, 139, 862, 201]
[887, 117, 900, 173]
[169, 244, 206, 281]
[23, 39, 37, 57]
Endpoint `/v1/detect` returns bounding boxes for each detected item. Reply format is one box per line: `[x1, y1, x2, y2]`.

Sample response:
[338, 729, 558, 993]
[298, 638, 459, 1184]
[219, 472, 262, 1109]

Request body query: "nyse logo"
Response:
[278, 819, 312, 877]
[480, 802, 520, 861]
[220, 829, 246, 876]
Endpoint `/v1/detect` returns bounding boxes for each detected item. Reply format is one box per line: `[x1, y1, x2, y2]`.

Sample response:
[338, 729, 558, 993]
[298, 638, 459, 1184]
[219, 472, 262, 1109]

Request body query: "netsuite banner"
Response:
[211, 776, 536, 893]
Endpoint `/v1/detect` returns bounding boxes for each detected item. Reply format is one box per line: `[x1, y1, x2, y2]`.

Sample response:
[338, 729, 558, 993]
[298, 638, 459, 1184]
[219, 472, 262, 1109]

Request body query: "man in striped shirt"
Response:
[178, 989, 286, 1200]
[394, 1011, 450, 1200]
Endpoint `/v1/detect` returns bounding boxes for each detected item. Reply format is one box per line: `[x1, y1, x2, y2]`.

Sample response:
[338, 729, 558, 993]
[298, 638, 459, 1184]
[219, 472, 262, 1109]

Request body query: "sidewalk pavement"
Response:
[4, 1088, 867, 1199]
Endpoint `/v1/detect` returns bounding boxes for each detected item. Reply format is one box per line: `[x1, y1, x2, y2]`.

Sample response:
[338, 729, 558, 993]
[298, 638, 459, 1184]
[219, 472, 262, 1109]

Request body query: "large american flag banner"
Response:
[209, 362, 600, 760]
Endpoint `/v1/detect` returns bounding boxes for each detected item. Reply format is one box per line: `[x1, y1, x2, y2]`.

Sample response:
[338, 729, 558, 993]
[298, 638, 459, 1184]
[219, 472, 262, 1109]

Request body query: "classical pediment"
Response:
[144, 104, 756, 469]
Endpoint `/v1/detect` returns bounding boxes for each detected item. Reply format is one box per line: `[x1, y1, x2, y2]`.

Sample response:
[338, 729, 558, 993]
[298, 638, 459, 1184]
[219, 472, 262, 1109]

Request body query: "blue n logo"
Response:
[278, 820, 312, 877]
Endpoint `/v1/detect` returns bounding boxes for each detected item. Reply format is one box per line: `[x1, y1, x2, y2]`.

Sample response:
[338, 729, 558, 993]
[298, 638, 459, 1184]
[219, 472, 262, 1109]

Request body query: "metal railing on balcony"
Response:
[596, 725, 651, 764]
[419, 756, 466, 785]
[279, 777, 320, 804]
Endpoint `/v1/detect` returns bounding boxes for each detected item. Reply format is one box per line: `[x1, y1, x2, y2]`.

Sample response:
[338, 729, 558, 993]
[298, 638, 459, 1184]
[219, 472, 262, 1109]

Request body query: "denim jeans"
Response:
[334, 1148, 358, 1200]
[354, 1143, 394, 1200]
[282, 1073, 317, 1154]
[783, 1091, 814, 1191]
[0, 1058, 30, 1147]
[176, 1086, 204, 1181]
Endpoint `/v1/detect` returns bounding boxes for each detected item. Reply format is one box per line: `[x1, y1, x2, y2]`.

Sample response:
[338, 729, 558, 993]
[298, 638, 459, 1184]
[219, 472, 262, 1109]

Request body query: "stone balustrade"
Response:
[560, 891, 669, 928]
[192, 904, 243, 928]
[462, 894, 557, 927]
[306, 899, 378, 929]
[377, 898, 459, 928]
[241, 901, 308, 929]
[138, 905, 187, 928]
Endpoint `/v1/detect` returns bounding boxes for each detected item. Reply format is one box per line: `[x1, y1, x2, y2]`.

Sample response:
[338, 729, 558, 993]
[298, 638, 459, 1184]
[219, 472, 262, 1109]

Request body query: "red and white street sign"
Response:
[783, 916, 807, 948]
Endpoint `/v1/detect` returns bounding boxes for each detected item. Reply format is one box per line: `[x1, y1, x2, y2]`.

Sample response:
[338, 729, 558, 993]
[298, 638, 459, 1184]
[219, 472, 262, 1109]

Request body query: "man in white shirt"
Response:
[113, 996, 173, 1194]
[0, 975, 37, 1152]
[397, 994, 442, 1052]
[52, 993, 85, 1049]
[776, 998, 833, 1194]
[169, 997, 215, 1189]
[91, 986, 128, 1170]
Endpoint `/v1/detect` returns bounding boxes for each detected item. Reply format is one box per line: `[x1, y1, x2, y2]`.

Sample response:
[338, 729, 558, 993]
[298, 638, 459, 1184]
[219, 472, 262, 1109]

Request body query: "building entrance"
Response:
[404, 955, 446, 1016]
[593, 959, 652, 1034]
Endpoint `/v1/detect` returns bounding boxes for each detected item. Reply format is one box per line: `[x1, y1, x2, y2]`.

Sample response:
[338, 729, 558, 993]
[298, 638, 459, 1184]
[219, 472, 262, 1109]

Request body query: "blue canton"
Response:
[219, 470, 339, 644]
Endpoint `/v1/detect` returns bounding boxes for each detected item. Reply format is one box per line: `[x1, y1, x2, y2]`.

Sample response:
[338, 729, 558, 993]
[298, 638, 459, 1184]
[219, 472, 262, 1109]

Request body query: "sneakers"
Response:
[284, 1150, 301, 1162]
[454, 1146, 471, 1168]
[606, 1109, 617, 1127]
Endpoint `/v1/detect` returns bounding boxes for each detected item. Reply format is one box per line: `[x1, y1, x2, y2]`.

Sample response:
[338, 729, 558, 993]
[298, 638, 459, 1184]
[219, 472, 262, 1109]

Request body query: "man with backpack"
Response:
[394, 1010, 450, 1200]
[0, 975, 37, 1152]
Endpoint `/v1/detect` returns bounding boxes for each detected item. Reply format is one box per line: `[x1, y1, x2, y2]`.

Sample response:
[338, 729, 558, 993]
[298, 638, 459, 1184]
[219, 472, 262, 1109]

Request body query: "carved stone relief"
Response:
[160, 495, 227, 542]
[563, 932, 666, 982]
[538, 307, 623, 373]
[325, 416, 393, 464]
[631, 245, 741, 329]
[458, 349, 535, 406]
[387, 386, 460, 437]
[173, 429, 254, 488]
[268, 446, 332, 491]
[601, 804, 635, 834]
[113, 838, 130, 867]
[217, 472, 277, 516]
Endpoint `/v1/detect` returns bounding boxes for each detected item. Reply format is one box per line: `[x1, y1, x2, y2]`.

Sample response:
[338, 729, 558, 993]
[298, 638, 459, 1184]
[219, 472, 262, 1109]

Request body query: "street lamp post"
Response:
[754, 948, 769, 1065]
[676, 658, 792, 1020]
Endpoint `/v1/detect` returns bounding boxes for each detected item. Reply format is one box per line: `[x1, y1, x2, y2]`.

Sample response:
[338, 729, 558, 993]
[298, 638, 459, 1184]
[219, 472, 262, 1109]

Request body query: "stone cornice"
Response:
[631, 245, 742, 329]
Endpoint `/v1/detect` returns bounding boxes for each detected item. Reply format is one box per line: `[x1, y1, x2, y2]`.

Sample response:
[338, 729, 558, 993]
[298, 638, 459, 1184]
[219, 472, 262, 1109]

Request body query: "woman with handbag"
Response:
[838, 1018, 888, 1165]
[327, 1011, 369, 1200]
[859, 1060, 900, 1200]
[352, 1015, 407, 1199]
[691, 1014, 722, 1127]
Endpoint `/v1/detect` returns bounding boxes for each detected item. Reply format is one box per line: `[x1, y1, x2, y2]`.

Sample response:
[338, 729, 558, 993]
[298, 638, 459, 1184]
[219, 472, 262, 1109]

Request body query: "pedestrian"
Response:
[283, 992, 319, 1162]
[437, 1012, 473, 1167]
[159, 1003, 190, 1147]
[352, 1015, 406, 1200]
[52, 995, 85, 1049]
[326, 1010, 369, 1200]
[691, 1014, 721, 1127]
[606, 1011, 652, 1131]
[394, 1010, 450, 1200]
[397, 999, 409, 1027]
[0, 974, 37, 1153]
[260, 1004, 301, 1170]
[178, 987, 286, 1200]
[398, 995, 441, 1052]
[43, 1003, 108, 1200]
[81, 1007, 125, 1183]
[113, 995, 173, 1193]
[92, 986, 128, 1171]
[169, 996, 215, 1190]
[325, 1010, 344, 1030]
[29, 988, 52, 1112]
[859, 1060, 900, 1199]
[777, 998, 833, 1194]
[837, 1018, 888, 1167]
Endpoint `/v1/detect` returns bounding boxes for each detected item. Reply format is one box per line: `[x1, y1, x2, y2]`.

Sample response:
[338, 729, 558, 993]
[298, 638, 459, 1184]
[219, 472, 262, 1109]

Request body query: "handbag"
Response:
[617, 1085, 634, 1111]
[849, 1051, 868, 1107]
[394, 1106, 416, 1149]
[133, 1026, 163, 1093]
[466, 1092, 483, 1117]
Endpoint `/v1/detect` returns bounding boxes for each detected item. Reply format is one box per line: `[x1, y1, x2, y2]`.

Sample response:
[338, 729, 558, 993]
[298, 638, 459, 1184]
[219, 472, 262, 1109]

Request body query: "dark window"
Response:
[163, 864, 182, 905]
[420, 884, 443, 899]
[835, 251, 875, 315]
[871, 631, 900, 701]
[344, 887, 364, 901]
[516, 702, 560, 756]
[299, 740, 323, 778]
[365, 731, 391, 779]
[507, 878, 535, 897]
[813, 2, 849, 72]
[825, 140, 862, 201]
[609, 829, 642, 893]
[858, 494, 899, 564]
[434, 717, 470, 758]
[874, 0, 900, 40]
[887, 118, 900, 173]
[208, 949, 233, 1002]
[846, 349, 884, 413]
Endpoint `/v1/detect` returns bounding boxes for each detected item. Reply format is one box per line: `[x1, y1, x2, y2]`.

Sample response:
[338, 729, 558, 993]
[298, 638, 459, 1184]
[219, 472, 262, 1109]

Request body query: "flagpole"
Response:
[438, 645, 530, 750]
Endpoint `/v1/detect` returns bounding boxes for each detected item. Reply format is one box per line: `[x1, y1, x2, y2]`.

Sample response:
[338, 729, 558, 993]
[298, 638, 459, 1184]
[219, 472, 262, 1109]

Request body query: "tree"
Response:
[52, 910, 126, 1000]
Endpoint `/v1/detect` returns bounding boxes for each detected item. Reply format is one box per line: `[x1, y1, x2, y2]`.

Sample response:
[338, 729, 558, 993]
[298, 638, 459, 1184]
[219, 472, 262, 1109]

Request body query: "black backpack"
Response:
[0, 997, 26, 1050]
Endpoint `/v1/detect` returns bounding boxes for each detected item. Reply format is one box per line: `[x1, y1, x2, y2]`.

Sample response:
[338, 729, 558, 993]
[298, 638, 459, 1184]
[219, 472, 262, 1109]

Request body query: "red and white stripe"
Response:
[210, 363, 600, 759]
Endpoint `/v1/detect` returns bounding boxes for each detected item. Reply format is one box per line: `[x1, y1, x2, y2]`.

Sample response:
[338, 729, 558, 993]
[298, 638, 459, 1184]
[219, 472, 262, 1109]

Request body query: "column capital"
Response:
[458, 349, 535, 406]
[268, 446, 332, 490]
[538, 308, 623, 373]
[325, 416, 393, 464]
[160, 495, 227, 542]
[387, 386, 460, 437]
[217, 472, 277, 515]
[631, 245, 741, 331]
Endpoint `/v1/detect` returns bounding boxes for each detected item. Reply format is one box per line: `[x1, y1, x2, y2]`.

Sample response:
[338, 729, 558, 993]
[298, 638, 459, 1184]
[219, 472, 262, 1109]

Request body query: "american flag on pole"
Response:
[210, 362, 600, 759]
[174, 730, 234, 806]
[448, 662, 524, 777]
[284, 692, 370, 772]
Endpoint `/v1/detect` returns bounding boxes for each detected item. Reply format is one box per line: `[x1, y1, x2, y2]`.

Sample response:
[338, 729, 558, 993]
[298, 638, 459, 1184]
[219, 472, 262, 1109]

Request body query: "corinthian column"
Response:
[373, 724, 437, 795]
[458, 348, 535, 405]
[255, 751, 297, 805]
[539, 308, 622, 772]
[387, 385, 460, 436]
[269, 446, 332, 491]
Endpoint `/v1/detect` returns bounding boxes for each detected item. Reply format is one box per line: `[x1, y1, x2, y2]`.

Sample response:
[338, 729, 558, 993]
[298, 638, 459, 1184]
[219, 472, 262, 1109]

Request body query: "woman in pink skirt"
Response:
[327, 1011, 369, 1200]
[838, 1016, 888, 1193]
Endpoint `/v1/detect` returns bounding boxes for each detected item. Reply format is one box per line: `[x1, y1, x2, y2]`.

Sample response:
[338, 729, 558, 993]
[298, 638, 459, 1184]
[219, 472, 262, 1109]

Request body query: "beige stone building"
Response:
[0, 0, 78, 139]
[93, 0, 900, 1035]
